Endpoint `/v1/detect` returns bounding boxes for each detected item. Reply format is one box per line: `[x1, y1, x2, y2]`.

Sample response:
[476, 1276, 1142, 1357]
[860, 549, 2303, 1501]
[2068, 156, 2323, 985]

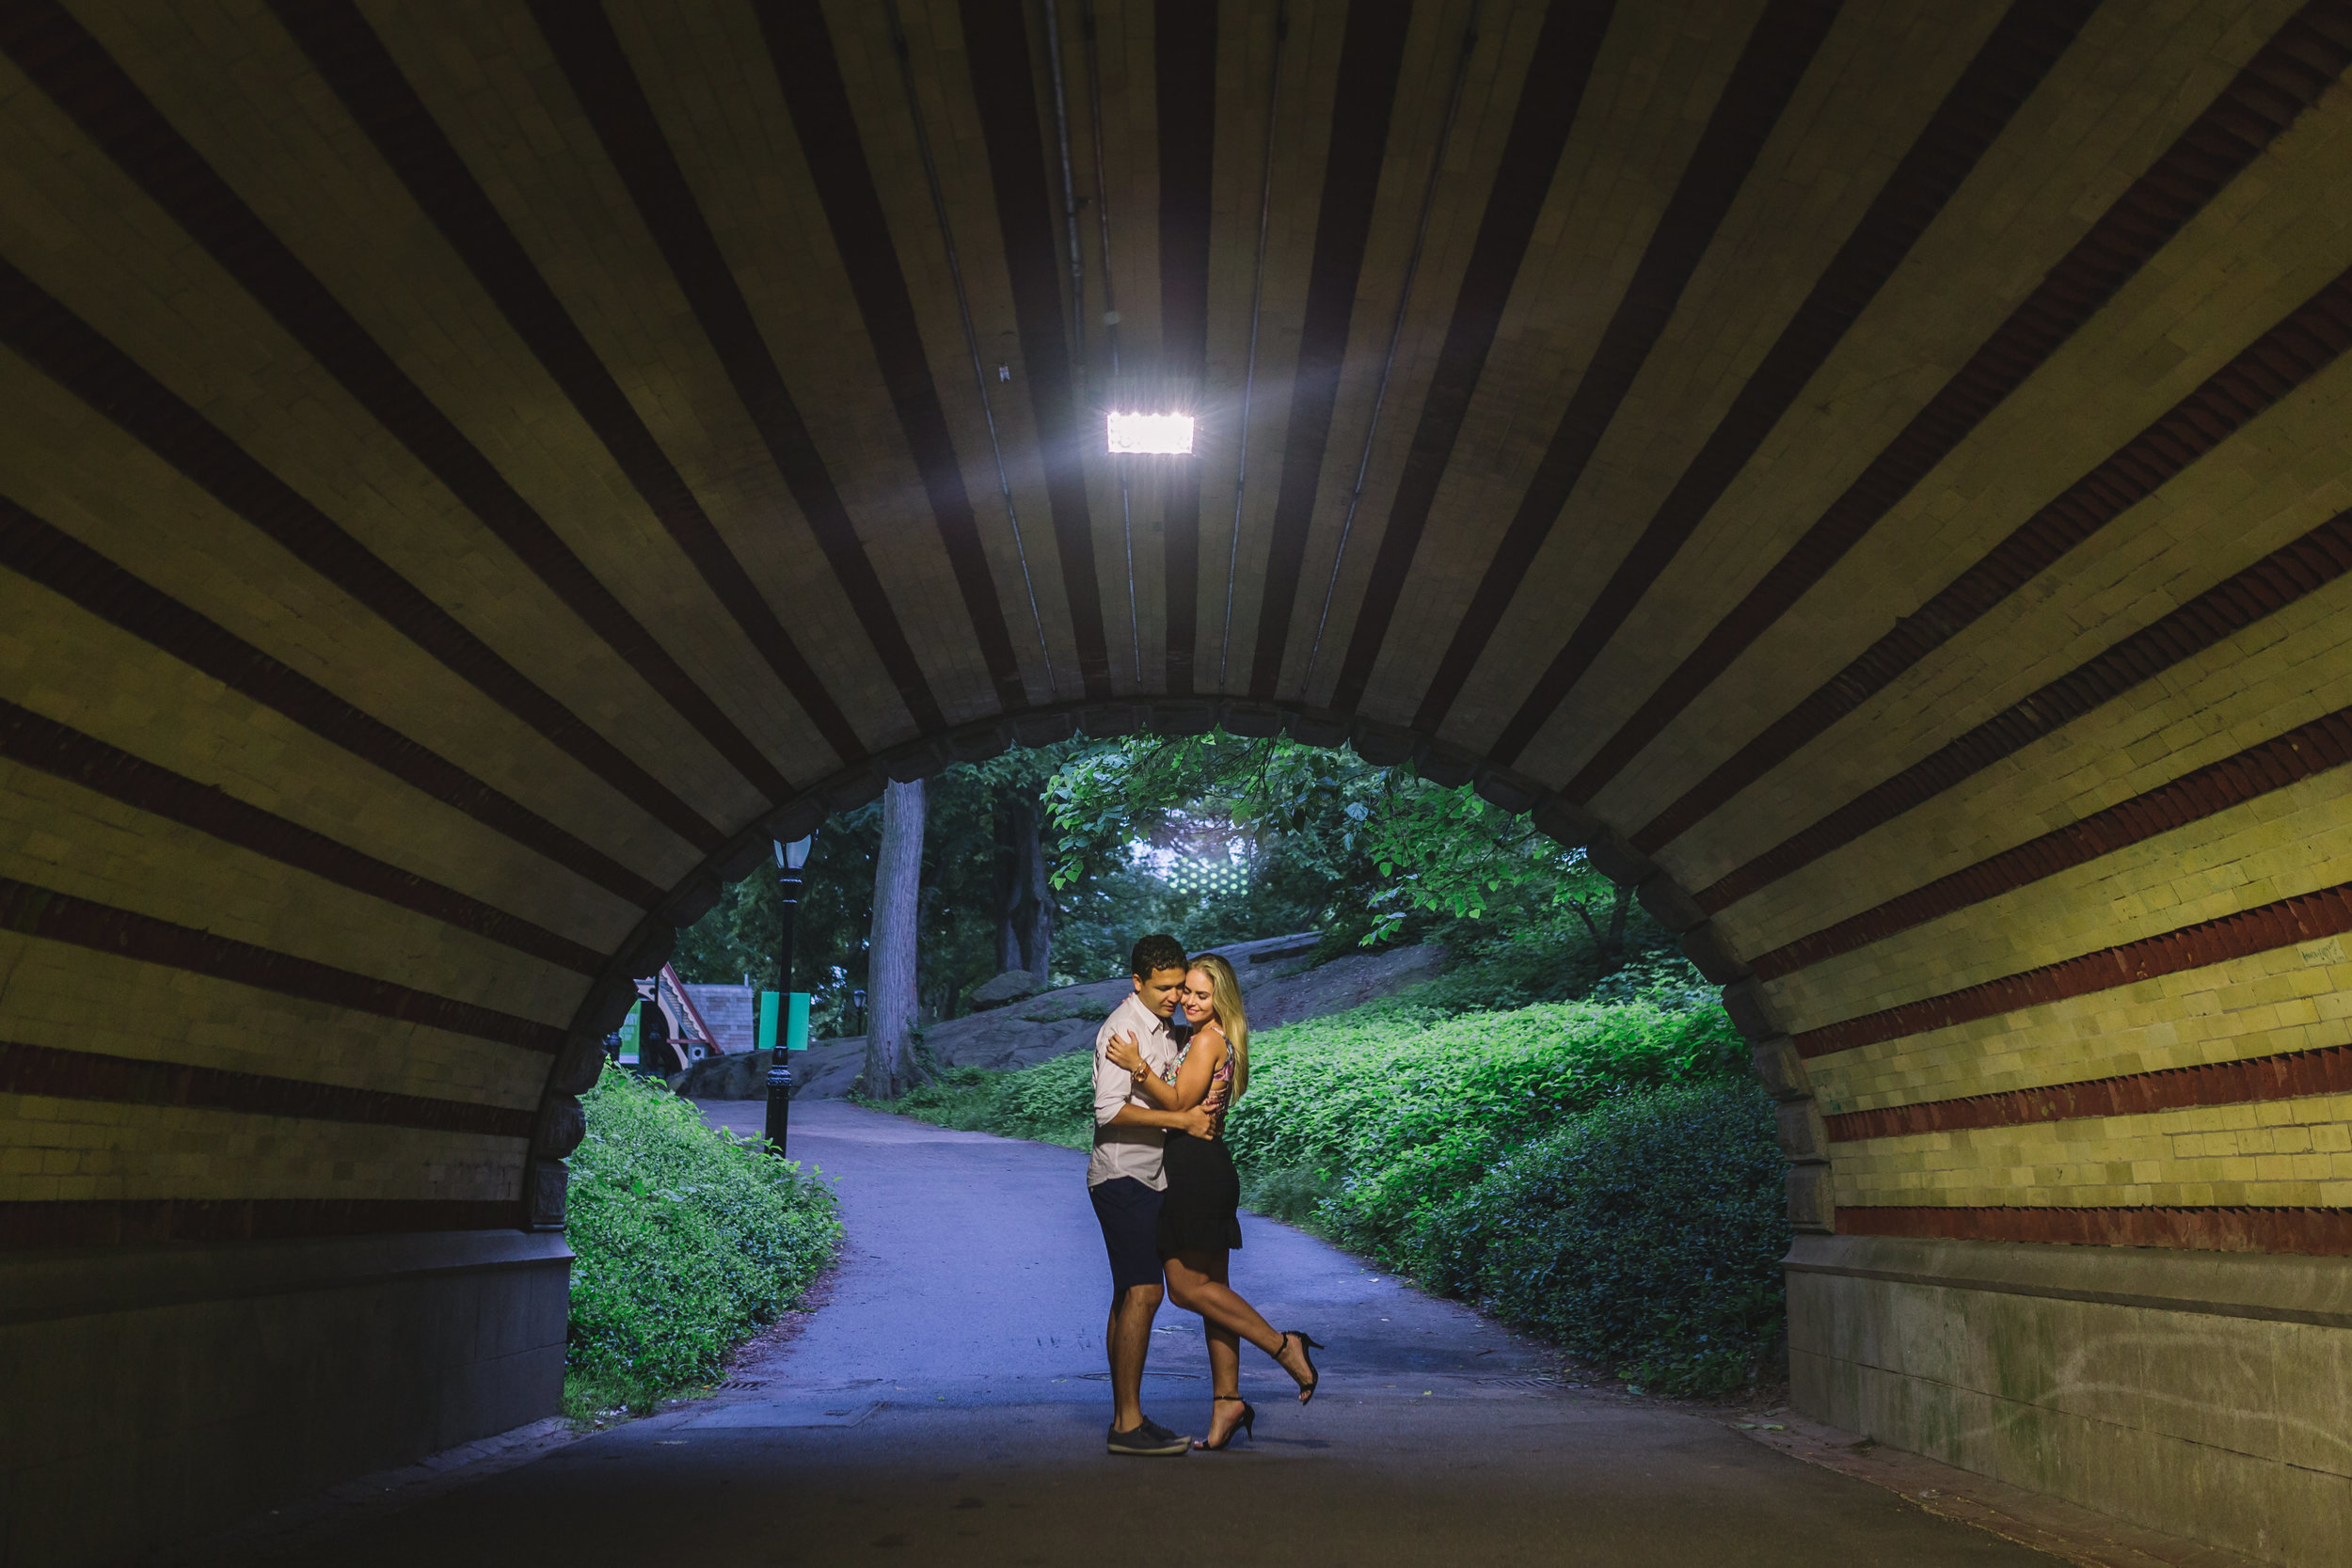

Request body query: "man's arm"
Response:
[1106, 1102, 1216, 1137]
[1091, 1012, 1134, 1127]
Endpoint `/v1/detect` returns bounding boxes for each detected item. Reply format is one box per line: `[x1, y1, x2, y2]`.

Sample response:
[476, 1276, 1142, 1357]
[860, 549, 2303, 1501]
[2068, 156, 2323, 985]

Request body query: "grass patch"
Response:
[564, 1063, 843, 1417]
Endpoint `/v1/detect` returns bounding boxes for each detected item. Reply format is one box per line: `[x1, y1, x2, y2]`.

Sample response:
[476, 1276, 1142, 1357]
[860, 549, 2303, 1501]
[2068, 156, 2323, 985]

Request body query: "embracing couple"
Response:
[1088, 934, 1324, 1456]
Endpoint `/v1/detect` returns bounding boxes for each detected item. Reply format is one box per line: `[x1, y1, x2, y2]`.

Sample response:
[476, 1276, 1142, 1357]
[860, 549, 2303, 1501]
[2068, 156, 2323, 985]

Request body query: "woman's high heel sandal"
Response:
[1279, 1330, 1325, 1404]
[1197, 1394, 1255, 1450]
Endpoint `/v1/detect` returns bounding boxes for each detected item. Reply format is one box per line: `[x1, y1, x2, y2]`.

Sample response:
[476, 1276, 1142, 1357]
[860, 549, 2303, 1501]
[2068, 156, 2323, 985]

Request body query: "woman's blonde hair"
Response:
[1187, 953, 1248, 1103]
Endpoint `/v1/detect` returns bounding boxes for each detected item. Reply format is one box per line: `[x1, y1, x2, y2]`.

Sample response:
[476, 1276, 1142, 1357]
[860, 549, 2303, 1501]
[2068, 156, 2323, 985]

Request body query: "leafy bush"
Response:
[1401, 1081, 1788, 1395]
[1225, 995, 1743, 1255]
[877, 1051, 1097, 1149]
[565, 1064, 842, 1414]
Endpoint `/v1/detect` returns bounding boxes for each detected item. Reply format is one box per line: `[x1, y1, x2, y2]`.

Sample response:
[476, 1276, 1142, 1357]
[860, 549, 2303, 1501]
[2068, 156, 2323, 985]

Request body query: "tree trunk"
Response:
[1604, 880, 1632, 963]
[864, 778, 925, 1099]
[996, 793, 1054, 984]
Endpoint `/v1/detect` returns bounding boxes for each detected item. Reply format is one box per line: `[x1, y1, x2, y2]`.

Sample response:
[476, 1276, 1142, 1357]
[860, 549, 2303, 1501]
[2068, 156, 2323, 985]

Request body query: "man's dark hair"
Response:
[1130, 933, 1188, 979]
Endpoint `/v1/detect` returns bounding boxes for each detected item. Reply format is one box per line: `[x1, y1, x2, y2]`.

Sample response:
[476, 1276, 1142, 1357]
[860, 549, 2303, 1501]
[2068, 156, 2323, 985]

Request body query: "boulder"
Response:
[966, 969, 1048, 1009]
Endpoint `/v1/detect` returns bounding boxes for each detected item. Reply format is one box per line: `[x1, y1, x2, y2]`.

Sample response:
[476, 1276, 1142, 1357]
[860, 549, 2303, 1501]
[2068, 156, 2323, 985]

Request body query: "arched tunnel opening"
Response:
[3, 0, 2349, 1561]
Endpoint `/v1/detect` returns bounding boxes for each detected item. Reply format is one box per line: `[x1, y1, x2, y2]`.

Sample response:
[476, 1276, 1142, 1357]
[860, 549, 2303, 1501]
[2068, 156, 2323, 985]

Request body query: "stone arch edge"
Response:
[521, 698, 1828, 1234]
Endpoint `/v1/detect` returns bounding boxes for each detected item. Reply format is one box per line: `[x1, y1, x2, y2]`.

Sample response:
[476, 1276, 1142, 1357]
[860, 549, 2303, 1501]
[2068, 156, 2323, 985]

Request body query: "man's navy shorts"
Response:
[1089, 1176, 1165, 1292]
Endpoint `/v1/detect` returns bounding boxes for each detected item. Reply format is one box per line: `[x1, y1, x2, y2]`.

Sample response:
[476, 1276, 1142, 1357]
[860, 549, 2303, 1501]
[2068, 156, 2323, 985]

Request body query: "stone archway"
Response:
[3, 2, 2349, 1562]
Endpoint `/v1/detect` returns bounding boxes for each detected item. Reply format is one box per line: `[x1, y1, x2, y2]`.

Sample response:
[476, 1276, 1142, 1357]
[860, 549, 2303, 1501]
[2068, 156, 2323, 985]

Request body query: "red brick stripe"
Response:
[268, 0, 867, 764]
[1825, 1043, 2352, 1143]
[1610, 2, 2352, 835]
[0, 259, 724, 855]
[0, 1039, 534, 1139]
[961, 0, 1117, 700]
[0, 879, 567, 1054]
[1501, 0, 2101, 769]
[1755, 705, 2352, 979]
[1690, 274, 2352, 907]
[1413, 0, 1839, 736]
[0, 700, 603, 975]
[532, 0, 945, 736]
[1836, 1205, 2352, 1256]
[1326, 0, 1617, 719]
[0, 0, 794, 807]
[1793, 878, 2352, 1059]
[0, 1197, 523, 1250]
[754, 0, 1027, 716]
[0, 499, 666, 910]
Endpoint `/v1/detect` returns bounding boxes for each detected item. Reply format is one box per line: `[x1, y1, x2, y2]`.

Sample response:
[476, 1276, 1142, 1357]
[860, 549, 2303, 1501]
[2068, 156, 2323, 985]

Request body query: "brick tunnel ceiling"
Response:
[5, 0, 2352, 1251]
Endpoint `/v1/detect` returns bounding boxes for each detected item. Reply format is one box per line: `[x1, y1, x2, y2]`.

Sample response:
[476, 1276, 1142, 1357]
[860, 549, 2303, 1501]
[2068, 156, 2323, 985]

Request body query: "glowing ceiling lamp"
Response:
[1106, 410, 1195, 454]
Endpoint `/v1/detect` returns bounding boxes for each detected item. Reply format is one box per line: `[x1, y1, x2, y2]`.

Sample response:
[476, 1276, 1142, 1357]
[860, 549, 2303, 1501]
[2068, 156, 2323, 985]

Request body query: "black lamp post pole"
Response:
[764, 844, 803, 1157]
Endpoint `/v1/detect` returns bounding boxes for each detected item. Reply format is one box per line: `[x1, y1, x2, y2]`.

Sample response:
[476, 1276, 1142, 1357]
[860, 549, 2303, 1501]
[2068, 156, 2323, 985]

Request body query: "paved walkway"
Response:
[255, 1101, 2058, 1567]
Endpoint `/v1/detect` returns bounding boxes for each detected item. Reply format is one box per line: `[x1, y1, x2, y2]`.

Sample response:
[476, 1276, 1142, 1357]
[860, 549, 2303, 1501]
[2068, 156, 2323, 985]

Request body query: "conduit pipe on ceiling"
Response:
[1077, 2, 1144, 688]
[1041, 0, 1089, 373]
[1220, 3, 1287, 692]
[1300, 6, 1481, 699]
[883, 0, 1059, 699]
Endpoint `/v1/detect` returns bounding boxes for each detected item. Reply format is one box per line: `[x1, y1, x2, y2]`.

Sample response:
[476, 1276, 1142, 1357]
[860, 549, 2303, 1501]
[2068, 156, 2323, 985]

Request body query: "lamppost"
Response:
[765, 834, 813, 1157]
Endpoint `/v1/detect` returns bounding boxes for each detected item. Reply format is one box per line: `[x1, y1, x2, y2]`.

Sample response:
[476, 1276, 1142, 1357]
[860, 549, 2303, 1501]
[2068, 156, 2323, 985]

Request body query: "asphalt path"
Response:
[253, 1100, 2058, 1567]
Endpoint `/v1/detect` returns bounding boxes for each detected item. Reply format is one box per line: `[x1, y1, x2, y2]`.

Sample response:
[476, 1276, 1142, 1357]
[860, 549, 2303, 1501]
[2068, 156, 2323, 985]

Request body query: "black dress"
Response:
[1155, 1038, 1243, 1255]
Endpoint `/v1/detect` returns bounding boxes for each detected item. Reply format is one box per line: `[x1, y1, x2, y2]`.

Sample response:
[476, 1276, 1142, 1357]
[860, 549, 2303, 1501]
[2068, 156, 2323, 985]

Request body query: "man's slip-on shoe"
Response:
[1105, 1418, 1190, 1457]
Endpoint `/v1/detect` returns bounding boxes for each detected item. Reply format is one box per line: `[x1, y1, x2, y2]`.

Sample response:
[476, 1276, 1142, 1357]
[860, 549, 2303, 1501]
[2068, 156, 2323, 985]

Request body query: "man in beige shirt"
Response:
[1089, 933, 1215, 1456]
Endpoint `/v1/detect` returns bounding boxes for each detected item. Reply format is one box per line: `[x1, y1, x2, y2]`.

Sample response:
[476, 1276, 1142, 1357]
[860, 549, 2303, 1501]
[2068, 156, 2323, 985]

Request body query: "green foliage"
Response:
[1224, 996, 1745, 1256]
[1040, 735, 1645, 960]
[564, 1065, 842, 1413]
[1401, 1082, 1789, 1396]
[871, 1053, 1097, 1150]
[675, 744, 1096, 1024]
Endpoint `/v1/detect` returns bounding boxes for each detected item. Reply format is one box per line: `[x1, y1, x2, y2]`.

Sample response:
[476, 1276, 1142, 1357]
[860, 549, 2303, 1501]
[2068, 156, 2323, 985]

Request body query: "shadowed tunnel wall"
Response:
[1, 1, 2349, 1563]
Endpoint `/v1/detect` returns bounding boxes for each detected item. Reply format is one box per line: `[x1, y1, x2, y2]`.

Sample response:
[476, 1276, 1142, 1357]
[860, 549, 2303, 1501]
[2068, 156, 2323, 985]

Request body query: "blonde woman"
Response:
[1105, 952, 1324, 1448]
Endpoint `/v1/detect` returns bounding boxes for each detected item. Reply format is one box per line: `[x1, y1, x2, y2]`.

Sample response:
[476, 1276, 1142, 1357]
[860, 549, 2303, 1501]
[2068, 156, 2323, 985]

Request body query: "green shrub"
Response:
[878, 1052, 1095, 1149]
[565, 1063, 842, 1413]
[1224, 995, 1743, 1254]
[1402, 1081, 1789, 1395]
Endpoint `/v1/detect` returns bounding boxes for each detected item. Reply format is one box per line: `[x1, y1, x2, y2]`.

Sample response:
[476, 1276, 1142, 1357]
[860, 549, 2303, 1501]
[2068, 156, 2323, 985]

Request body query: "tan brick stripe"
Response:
[1825, 1042, 2352, 1143]
[1410, 0, 1841, 735]
[267, 0, 866, 764]
[0, 498, 666, 909]
[0, 1040, 535, 1139]
[1485, 0, 2099, 766]
[1703, 478, 2352, 915]
[1584, 1, 2352, 820]
[1792, 877, 2352, 1060]
[0, 259, 724, 855]
[532, 0, 946, 736]
[961, 0, 1120, 700]
[1836, 1204, 2352, 1256]
[1755, 705, 2352, 980]
[0, 0, 795, 807]
[0, 879, 566, 1054]
[0, 699, 603, 975]
[0, 1197, 523, 1250]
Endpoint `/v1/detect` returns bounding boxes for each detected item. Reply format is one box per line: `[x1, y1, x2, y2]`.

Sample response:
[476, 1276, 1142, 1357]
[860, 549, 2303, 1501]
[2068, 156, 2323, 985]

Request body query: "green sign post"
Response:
[757, 990, 813, 1052]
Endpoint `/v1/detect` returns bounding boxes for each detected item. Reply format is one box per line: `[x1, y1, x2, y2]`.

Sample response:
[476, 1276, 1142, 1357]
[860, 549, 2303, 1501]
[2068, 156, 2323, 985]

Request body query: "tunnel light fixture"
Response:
[1107, 410, 1195, 454]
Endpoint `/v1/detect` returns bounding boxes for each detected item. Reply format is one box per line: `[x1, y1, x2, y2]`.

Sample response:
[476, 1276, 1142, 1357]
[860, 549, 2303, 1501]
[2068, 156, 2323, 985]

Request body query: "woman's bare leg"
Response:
[1202, 1322, 1245, 1446]
[1165, 1249, 1318, 1399]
